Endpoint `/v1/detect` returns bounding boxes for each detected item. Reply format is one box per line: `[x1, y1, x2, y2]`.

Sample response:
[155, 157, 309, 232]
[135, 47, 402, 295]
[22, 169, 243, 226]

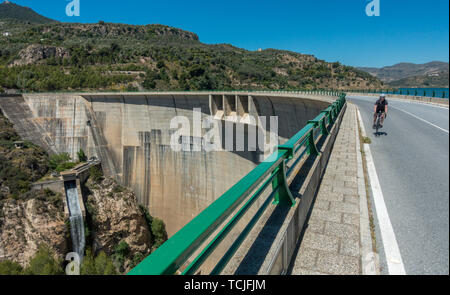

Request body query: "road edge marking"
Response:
[356, 107, 406, 275]
[390, 106, 449, 133]
[353, 104, 380, 275]
[346, 94, 449, 110]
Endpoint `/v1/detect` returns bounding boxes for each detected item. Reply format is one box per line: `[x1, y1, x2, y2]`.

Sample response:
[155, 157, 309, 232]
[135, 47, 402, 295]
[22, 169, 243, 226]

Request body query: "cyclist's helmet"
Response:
[380, 93, 386, 99]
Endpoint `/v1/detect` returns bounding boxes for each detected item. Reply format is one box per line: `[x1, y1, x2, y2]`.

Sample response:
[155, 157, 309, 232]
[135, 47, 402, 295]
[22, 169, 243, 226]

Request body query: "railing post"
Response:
[308, 118, 328, 136]
[271, 160, 296, 207]
[319, 118, 329, 135]
[306, 130, 319, 156]
[321, 109, 333, 125]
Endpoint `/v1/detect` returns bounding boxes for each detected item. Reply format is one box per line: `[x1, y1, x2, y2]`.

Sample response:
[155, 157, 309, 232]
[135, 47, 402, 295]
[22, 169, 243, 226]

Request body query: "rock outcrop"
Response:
[11, 44, 70, 66]
[85, 177, 152, 269]
[0, 190, 68, 267]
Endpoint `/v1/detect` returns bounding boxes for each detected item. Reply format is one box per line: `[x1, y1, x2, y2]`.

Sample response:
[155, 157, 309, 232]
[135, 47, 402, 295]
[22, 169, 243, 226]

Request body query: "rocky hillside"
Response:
[0, 189, 68, 267]
[0, 4, 383, 92]
[0, 110, 167, 274]
[0, 173, 167, 273]
[12, 44, 71, 66]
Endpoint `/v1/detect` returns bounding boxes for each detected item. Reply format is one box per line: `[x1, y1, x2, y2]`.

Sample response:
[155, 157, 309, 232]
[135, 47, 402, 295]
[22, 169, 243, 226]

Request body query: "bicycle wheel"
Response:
[376, 114, 380, 134]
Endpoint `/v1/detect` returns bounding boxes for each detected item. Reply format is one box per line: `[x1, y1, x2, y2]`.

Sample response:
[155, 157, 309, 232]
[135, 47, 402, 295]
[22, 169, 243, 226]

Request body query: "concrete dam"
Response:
[0, 92, 333, 236]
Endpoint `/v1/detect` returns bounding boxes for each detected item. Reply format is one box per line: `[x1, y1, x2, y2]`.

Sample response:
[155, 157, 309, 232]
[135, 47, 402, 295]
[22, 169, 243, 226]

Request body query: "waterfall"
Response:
[64, 180, 85, 261]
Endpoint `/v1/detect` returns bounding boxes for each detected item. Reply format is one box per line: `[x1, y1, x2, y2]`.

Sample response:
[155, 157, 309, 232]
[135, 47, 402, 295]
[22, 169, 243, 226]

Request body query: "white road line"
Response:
[390, 107, 449, 134]
[346, 95, 449, 110]
[357, 108, 406, 275]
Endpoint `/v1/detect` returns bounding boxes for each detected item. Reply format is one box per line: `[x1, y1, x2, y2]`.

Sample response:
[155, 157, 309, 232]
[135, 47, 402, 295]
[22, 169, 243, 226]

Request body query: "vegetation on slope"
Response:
[0, 19, 383, 92]
[0, 244, 63, 275]
[0, 109, 49, 199]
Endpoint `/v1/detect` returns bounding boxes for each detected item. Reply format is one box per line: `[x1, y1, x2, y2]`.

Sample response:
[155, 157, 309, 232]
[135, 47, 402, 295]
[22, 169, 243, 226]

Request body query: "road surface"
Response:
[348, 95, 449, 275]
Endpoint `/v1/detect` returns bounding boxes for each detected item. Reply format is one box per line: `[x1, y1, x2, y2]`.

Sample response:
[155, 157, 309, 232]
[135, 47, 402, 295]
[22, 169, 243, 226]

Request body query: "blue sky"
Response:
[5, 0, 449, 67]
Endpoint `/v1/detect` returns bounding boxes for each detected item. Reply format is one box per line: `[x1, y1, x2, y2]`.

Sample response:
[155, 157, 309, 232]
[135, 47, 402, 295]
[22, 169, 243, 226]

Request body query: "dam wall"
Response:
[0, 92, 332, 236]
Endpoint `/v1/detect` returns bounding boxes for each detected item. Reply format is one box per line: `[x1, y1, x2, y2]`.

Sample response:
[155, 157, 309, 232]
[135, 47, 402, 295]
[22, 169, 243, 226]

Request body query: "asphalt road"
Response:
[348, 95, 449, 275]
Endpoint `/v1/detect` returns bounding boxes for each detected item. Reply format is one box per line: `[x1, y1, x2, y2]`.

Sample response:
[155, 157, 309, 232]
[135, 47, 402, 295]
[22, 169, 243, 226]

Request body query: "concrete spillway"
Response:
[64, 180, 85, 260]
[0, 92, 332, 236]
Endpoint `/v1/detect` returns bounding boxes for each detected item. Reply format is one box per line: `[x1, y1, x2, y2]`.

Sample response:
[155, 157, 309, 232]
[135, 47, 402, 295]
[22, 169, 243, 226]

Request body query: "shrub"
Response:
[0, 260, 23, 275]
[89, 166, 103, 183]
[49, 153, 73, 172]
[156, 61, 165, 69]
[112, 185, 124, 194]
[129, 252, 145, 269]
[113, 240, 130, 272]
[151, 218, 168, 248]
[77, 149, 87, 162]
[115, 240, 130, 257]
[188, 65, 205, 78]
[22, 244, 64, 275]
[81, 248, 117, 275]
[42, 188, 62, 208]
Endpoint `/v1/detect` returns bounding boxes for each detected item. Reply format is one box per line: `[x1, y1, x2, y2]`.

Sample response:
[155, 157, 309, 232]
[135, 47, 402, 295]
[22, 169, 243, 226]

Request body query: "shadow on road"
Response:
[373, 131, 388, 137]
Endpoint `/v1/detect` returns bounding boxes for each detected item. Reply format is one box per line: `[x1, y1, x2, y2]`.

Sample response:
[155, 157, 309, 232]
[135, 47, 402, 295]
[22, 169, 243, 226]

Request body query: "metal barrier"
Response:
[5, 89, 342, 96]
[128, 93, 347, 275]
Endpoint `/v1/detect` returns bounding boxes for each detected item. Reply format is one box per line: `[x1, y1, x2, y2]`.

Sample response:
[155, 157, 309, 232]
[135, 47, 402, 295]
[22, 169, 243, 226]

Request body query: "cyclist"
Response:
[373, 94, 388, 129]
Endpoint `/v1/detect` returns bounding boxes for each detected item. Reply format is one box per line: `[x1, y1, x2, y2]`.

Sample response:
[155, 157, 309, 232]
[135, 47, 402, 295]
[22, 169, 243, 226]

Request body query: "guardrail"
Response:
[345, 88, 449, 99]
[3, 89, 342, 96]
[128, 93, 347, 275]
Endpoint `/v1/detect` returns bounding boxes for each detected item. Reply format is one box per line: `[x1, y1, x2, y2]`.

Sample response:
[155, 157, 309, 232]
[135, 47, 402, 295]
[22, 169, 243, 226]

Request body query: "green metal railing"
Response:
[128, 93, 347, 275]
[6, 89, 342, 96]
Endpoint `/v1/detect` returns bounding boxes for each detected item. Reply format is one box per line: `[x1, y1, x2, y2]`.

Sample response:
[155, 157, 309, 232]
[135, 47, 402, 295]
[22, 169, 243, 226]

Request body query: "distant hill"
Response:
[0, 1, 57, 24]
[359, 61, 449, 86]
[388, 71, 449, 88]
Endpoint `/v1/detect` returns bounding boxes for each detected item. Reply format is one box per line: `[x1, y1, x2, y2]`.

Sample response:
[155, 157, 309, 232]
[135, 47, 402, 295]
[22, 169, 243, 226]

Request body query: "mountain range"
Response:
[359, 61, 449, 87]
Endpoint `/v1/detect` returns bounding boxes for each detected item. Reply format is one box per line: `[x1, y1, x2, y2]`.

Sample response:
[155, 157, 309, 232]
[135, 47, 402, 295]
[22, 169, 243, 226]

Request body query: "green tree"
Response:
[113, 240, 130, 272]
[115, 240, 130, 257]
[129, 252, 145, 269]
[151, 218, 168, 248]
[80, 248, 96, 275]
[0, 260, 23, 275]
[89, 166, 103, 183]
[49, 153, 71, 170]
[77, 149, 87, 162]
[94, 251, 117, 275]
[81, 249, 117, 275]
[156, 61, 165, 69]
[23, 244, 64, 275]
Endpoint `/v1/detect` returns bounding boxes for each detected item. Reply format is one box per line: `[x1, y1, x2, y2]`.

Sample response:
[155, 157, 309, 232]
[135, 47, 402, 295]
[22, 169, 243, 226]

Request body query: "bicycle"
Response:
[373, 112, 386, 136]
